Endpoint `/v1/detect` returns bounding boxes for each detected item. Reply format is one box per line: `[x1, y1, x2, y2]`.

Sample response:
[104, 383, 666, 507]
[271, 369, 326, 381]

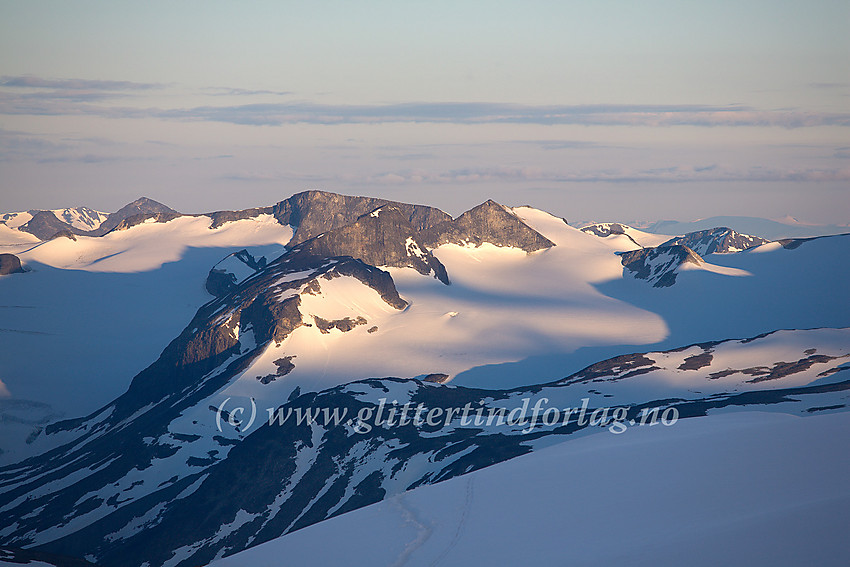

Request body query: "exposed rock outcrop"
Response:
[419, 200, 554, 252]
[581, 222, 644, 248]
[660, 227, 768, 255]
[618, 245, 703, 287]
[270, 190, 452, 244]
[776, 232, 850, 250]
[104, 212, 183, 233]
[19, 211, 74, 241]
[0, 254, 25, 275]
[95, 197, 180, 235]
[48, 229, 77, 241]
[205, 249, 268, 298]
[580, 222, 630, 238]
[284, 206, 451, 284]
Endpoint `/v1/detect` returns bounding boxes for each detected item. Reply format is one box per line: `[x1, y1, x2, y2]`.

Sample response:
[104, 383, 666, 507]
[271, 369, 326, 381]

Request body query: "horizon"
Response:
[2, 1, 848, 223]
[3, 190, 849, 231]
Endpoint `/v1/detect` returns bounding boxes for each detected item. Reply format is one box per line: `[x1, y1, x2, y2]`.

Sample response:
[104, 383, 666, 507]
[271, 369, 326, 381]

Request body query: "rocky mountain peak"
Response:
[274, 190, 452, 245]
[661, 227, 769, 255]
[618, 244, 703, 287]
[419, 199, 555, 252]
[284, 205, 451, 284]
[96, 197, 180, 235]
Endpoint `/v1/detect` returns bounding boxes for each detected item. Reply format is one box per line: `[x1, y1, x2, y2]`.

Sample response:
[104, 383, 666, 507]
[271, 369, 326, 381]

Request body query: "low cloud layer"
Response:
[1, 76, 849, 129]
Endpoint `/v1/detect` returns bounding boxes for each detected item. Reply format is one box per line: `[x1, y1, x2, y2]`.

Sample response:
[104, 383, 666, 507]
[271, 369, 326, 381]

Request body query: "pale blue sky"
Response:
[1, 0, 848, 222]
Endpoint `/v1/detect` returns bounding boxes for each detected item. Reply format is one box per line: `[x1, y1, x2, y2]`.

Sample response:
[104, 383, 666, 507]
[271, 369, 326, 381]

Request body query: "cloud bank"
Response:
[1, 77, 849, 129]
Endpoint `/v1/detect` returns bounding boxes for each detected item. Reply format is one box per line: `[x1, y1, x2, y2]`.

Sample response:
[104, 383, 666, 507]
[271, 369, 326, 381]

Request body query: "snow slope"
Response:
[2, 203, 848, 465]
[0, 215, 292, 464]
[579, 221, 672, 249]
[214, 206, 669, 406]
[209, 410, 850, 567]
[49, 207, 108, 232]
[3, 322, 845, 565]
[0, 194, 847, 565]
[451, 209, 849, 390]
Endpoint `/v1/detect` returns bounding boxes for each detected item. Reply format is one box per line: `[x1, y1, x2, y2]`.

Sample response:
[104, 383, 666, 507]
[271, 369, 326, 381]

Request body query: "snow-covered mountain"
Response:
[1, 327, 846, 565]
[0, 198, 178, 241]
[646, 216, 850, 240]
[659, 226, 769, 255]
[579, 222, 671, 249]
[0, 190, 847, 566]
[50, 207, 109, 232]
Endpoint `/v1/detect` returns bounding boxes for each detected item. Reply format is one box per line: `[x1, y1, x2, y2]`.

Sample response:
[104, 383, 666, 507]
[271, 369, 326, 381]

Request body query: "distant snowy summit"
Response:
[0, 197, 177, 240]
[645, 215, 850, 240]
[659, 227, 768, 255]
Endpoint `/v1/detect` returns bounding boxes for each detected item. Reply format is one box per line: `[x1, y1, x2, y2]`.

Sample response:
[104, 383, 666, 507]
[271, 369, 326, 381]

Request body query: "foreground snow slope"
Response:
[210, 410, 850, 567]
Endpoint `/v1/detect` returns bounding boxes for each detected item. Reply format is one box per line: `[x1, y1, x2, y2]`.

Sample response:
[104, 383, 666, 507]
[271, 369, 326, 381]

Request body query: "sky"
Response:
[1, 0, 848, 223]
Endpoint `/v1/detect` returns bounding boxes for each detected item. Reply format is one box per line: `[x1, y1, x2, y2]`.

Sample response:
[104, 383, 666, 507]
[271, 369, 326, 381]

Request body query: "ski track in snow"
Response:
[429, 476, 474, 567]
[389, 493, 433, 567]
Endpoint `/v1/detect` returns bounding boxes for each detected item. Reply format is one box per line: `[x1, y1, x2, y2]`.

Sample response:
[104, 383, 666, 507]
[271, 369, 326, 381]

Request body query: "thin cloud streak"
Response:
[2, 88, 849, 128]
[217, 164, 850, 187]
[360, 165, 850, 185]
[0, 75, 164, 91]
[201, 87, 292, 97]
[158, 101, 850, 128]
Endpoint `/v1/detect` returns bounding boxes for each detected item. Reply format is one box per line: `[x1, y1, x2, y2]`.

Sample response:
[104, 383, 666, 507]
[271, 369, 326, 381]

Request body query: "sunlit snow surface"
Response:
[0, 215, 292, 463]
[2, 207, 849, 464]
[0, 203, 848, 565]
[209, 410, 850, 567]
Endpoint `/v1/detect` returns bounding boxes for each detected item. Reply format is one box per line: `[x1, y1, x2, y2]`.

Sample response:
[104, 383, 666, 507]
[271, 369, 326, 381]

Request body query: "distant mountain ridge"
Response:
[2, 197, 179, 240]
[659, 227, 768, 255]
[646, 216, 849, 240]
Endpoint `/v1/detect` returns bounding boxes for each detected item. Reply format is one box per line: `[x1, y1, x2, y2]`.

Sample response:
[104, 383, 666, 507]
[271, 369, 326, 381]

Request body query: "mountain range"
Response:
[0, 190, 847, 566]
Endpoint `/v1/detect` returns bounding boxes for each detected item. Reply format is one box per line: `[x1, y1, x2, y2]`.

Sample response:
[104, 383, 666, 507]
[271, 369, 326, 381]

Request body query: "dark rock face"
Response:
[19, 211, 74, 241]
[205, 269, 237, 298]
[94, 197, 180, 235]
[618, 245, 703, 287]
[206, 206, 276, 229]
[285, 206, 451, 284]
[776, 233, 850, 250]
[0, 547, 98, 566]
[257, 356, 296, 384]
[313, 315, 368, 333]
[661, 227, 768, 255]
[272, 190, 452, 245]
[104, 212, 183, 234]
[419, 200, 554, 252]
[581, 223, 629, 237]
[0, 254, 24, 275]
[581, 222, 644, 248]
[423, 373, 451, 383]
[48, 229, 77, 241]
[205, 250, 268, 298]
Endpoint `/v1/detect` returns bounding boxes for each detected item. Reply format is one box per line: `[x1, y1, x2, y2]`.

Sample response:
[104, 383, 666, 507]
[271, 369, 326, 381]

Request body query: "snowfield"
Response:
[0, 214, 292, 464]
[0, 193, 847, 566]
[209, 410, 850, 567]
